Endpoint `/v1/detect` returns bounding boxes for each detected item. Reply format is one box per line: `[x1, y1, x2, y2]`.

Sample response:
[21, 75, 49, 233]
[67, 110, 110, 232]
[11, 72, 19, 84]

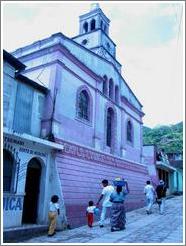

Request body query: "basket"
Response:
[113, 178, 126, 186]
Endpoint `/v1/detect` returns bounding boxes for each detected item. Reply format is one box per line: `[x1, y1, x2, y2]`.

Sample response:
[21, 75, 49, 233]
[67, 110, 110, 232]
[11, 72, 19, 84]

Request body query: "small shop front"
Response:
[3, 128, 65, 229]
[156, 161, 176, 195]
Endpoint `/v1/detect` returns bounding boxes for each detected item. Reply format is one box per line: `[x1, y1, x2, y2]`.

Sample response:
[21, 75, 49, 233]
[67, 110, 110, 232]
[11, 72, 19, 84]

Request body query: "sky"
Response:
[2, 1, 185, 128]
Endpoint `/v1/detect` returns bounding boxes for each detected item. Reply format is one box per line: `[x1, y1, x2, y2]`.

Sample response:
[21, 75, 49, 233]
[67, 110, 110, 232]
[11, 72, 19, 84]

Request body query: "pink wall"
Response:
[143, 145, 159, 186]
[56, 140, 149, 228]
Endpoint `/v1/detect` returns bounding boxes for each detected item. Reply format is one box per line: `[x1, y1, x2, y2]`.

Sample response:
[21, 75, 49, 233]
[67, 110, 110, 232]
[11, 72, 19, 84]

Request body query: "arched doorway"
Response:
[22, 158, 41, 224]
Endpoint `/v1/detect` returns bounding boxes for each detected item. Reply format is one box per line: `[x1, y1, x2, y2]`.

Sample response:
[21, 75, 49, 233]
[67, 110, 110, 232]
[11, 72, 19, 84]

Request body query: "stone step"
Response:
[3, 224, 48, 243]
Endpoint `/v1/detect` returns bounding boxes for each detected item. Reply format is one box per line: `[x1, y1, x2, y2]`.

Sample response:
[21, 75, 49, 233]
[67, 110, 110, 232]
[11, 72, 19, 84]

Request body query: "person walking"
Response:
[144, 180, 155, 214]
[48, 195, 60, 236]
[156, 180, 167, 215]
[110, 181, 129, 232]
[96, 179, 114, 228]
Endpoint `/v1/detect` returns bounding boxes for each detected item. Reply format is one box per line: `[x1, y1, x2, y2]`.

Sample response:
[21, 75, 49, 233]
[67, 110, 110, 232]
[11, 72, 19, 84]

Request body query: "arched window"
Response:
[115, 85, 119, 104]
[127, 120, 133, 143]
[91, 19, 96, 30]
[102, 75, 108, 95]
[3, 149, 14, 192]
[109, 79, 114, 99]
[78, 90, 89, 120]
[83, 22, 88, 33]
[106, 108, 114, 147]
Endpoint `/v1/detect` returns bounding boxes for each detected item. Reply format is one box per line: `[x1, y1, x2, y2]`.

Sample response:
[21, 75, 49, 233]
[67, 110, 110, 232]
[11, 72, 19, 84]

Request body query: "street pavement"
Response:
[19, 195, 183, 244]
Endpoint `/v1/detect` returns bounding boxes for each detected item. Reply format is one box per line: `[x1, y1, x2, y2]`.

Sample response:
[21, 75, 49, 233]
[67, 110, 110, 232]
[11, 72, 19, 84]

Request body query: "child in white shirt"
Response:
[86, 201, 96, 227]
[48, 195, 60, 236]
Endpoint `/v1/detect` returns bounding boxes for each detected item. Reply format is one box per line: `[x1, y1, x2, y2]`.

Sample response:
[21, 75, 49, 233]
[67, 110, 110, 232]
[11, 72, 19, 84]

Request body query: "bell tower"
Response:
[79, 3, 110, 36]
[73, 3, 120, 70]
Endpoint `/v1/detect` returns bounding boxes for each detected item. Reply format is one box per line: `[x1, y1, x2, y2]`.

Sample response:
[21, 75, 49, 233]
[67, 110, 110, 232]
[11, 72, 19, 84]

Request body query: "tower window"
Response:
[83, 22, 88, 33]
[91, 19, 96, 30]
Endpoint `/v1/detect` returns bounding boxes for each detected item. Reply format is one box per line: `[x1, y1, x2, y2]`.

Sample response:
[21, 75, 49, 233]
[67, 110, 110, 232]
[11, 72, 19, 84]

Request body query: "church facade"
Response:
[7, 4, 151, 228]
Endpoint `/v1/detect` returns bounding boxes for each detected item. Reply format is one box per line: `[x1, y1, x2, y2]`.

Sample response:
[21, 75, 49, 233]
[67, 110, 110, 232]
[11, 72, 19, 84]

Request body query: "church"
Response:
[4, 3, 151, 229]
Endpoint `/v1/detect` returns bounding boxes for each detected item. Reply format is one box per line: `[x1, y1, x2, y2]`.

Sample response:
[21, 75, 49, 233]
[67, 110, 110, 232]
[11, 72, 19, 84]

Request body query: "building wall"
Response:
[142, 145, 159, 185]
[3, 193, 24, 228]
[56, 139, 149, 228]
[73, 30, 100, 50]
[73, 30, 119, 70]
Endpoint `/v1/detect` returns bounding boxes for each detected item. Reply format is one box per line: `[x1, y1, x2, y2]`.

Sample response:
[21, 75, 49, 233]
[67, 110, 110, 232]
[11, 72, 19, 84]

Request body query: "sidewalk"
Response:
[18, 196, 183, 244]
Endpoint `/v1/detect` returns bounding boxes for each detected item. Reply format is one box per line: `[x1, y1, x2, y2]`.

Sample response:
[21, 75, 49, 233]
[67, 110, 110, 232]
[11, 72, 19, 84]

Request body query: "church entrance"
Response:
[22, 158, 41, 224]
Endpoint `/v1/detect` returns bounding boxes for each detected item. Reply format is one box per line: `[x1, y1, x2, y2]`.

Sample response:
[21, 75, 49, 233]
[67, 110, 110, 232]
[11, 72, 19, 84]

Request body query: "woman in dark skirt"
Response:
[110, 181, 129, 232]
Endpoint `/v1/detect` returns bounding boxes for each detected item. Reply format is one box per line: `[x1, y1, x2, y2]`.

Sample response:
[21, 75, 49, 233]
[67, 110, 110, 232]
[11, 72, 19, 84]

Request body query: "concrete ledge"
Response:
[3, 225, 48, 243]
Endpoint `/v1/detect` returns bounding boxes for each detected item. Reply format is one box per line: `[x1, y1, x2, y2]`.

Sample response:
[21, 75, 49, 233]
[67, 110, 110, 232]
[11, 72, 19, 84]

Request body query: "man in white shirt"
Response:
[144, 180, 155, 214]
[96, 179, 114, 227]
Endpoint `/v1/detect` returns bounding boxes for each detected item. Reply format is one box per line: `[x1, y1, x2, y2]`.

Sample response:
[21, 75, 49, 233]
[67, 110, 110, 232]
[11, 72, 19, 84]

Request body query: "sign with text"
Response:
[3, 196, 23, 211]
[3, 135, 47, 157]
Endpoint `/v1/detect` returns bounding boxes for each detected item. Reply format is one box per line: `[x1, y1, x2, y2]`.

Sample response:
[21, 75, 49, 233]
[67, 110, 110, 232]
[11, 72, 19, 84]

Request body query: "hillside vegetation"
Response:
[143, 122, 183, 153]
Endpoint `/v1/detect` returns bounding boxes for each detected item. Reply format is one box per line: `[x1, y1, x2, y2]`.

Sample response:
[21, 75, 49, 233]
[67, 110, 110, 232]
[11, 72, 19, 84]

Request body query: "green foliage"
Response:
[143, 122, 183, 153]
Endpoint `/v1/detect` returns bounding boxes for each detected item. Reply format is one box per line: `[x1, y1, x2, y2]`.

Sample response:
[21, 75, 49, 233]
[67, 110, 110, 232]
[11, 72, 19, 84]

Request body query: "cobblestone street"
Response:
[19, 196, 183, 244]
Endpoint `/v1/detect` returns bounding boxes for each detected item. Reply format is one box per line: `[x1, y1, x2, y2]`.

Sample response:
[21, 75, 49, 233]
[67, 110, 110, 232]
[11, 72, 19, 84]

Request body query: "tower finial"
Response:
[90, 3, 100, 11]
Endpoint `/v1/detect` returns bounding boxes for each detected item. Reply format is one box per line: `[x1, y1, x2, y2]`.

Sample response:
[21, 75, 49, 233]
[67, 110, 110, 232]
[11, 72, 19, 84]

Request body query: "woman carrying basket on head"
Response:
[109, 178, 129, 232]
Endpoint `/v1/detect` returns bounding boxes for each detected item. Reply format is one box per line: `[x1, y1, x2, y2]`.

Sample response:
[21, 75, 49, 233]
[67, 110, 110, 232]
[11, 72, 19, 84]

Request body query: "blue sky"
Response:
[2, 1, 184, 127]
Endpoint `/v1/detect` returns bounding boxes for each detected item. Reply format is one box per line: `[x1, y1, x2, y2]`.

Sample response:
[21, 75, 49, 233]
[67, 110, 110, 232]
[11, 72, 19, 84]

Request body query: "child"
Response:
[86, 200, 96, 227]
[48, 195, 60, 236]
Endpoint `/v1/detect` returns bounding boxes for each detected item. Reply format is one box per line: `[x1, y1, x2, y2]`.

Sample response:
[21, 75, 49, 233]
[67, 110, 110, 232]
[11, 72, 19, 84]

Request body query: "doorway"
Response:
[22, 158, 41, 224]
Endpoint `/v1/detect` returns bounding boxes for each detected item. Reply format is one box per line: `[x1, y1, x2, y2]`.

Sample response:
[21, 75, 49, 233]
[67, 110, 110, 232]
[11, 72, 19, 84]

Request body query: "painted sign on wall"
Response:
[3, 196, 23, 211]
[4, 135, 47, 157]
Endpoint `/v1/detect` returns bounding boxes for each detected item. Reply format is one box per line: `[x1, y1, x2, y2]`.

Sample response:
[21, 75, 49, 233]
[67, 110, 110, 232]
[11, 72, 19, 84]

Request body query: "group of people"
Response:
[86, 179, 129, 232]
[47, 178, 167, 236]
[144, 180, 167, 215]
